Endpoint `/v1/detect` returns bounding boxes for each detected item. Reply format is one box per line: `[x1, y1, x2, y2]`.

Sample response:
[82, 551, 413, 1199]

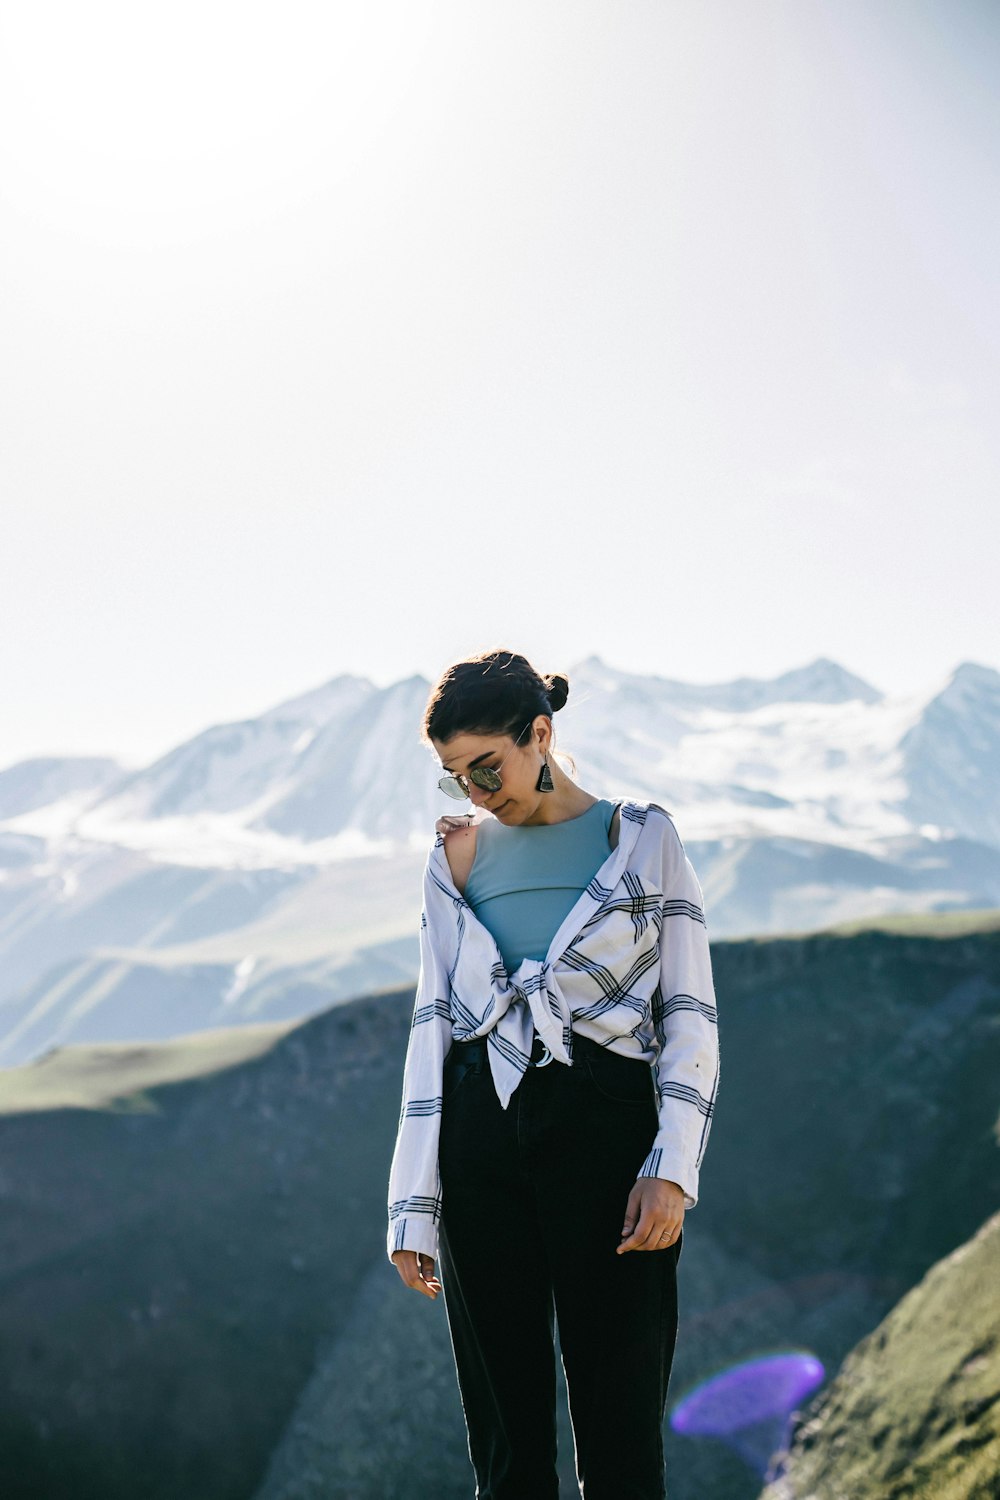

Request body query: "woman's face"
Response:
[432, 717, 549, 820]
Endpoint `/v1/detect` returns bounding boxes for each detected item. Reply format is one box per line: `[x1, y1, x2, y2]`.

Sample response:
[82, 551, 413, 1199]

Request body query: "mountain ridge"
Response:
[0, 917, 996, 1500]
[2, 654, 999, 1064]
[3, 653, 997, 856]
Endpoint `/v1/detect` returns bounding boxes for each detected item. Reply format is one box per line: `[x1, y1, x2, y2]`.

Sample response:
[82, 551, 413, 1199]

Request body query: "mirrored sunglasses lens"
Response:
[470, 767, 503, 791]
[438, 776, 469, 799]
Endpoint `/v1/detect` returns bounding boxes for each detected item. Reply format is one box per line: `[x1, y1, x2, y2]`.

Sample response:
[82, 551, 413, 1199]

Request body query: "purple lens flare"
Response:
[670, 1350, 826, 1480]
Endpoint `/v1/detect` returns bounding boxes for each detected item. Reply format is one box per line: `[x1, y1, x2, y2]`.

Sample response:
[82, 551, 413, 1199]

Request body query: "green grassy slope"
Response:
[759, 1208, 1000, 1500]
[0, 1022, 296, 1113]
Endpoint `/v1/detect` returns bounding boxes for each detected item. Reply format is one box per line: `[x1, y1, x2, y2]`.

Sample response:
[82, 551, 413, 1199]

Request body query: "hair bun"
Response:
[544, 672, 570, 713]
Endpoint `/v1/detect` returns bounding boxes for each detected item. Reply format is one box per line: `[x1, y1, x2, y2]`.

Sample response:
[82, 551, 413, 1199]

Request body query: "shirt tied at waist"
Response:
[452, 956, 576, 1110]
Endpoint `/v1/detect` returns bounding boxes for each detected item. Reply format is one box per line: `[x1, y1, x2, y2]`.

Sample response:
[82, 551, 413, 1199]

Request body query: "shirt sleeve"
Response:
[635, 810, 720, 1209]
[386, 848, 456, 1264]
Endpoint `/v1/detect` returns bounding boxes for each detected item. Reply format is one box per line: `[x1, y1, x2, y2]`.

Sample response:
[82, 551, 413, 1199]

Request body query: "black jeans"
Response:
[437, 1031, 682, 1500]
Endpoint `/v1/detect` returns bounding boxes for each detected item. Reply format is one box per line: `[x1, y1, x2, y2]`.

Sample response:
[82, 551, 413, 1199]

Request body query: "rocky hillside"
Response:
[758, 1208, 1000, 1500]
[0, 912, 996, 1500]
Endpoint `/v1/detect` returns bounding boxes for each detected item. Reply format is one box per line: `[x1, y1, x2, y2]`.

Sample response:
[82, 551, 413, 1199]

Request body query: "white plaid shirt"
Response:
[387, 800, 720, 1263]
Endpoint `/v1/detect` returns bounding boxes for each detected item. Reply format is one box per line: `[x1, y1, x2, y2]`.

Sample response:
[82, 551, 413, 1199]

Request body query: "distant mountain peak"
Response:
[0, 756, 126, 819]
[259, 674, 376, 727]
[948, 660, 1000, 688]
[572, 653, 882, 709]
[920, 659, 1000, 714]
[573, 652, 609, 671]
[768, 656, 883, 705]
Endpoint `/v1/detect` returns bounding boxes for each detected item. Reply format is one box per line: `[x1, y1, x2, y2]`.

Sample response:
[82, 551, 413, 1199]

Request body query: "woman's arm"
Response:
[635, 809, 720, 1208]
[386, 853, 456, 1266]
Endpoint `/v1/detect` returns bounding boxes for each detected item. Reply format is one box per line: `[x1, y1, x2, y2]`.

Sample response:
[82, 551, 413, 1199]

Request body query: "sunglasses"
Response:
[437, 720, 534, 800]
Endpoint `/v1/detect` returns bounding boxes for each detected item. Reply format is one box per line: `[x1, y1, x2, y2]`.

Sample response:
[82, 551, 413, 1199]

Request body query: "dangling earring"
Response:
[535, 752, 554, 793]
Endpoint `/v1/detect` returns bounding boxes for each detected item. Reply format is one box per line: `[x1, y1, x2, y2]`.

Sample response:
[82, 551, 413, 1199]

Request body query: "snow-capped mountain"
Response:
[88, 673, 377, 827]
[11, 654, 1000, 862]
[898, 662, 1000, 849]
[0, 755, 124, 819]
[0, 654, 998, 1065]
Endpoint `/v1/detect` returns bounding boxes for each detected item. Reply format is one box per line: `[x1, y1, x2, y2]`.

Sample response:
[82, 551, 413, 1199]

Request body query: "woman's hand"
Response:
[435, 813, 475, 837]
[617, 1177, 685, 1254]
[391, 1249, 442, 1298]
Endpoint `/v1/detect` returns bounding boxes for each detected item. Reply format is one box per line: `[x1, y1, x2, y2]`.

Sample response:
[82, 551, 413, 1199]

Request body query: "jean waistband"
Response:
[448, 1031, 634, 1065]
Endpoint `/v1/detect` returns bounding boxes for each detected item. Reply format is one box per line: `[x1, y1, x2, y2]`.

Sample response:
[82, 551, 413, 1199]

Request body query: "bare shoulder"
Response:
[443, 822, 478, 896]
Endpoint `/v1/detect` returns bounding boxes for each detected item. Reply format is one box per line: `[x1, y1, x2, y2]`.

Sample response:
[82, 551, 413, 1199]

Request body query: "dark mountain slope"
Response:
[0, 988, 415, 1500]
[0, 913, 996, 1500]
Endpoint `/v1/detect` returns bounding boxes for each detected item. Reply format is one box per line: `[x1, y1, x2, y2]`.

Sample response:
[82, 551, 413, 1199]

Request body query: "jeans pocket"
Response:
[582, 1047, 655, 1107]
[443, 1047, 482, 1102]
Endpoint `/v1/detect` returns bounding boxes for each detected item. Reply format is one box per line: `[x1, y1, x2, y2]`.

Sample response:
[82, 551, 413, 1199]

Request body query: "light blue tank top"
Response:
[464, 798, 618, 972]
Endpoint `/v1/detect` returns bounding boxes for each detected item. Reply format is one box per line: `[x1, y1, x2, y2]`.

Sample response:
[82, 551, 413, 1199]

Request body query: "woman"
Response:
[387, 649, 720, 1500]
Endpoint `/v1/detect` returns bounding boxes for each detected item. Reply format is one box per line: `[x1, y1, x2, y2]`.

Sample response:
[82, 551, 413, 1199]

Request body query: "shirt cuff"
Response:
[635, 1143, 698, 1210]
[387, 1216, 440, 1265]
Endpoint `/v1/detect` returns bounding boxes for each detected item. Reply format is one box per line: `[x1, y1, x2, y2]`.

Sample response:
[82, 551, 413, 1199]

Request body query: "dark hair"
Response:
[422, 649, 571, 761]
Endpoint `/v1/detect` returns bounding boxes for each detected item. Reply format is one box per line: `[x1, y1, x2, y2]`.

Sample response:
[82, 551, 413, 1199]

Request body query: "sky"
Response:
[1, 0, 998, 771]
